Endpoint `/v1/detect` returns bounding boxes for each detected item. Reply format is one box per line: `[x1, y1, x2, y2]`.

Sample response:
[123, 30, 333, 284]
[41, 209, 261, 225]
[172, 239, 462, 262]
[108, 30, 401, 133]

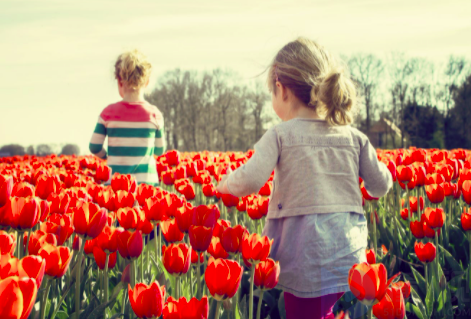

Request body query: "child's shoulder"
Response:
[99, 101, 163, 129]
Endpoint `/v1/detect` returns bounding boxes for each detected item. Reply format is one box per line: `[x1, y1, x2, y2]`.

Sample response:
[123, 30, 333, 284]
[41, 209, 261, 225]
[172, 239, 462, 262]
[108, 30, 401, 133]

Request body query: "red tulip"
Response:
[25, 230, 57, 256]
[128, 282, 166, 319]
[84, 239, 96, 257]
[0, 276, 38, 319]
[113, 190, 136, 209]
[73, 201, 107, 239]
[174, 202, 193, 233]
[348, 262, 398, 306]
[0, 253, 18, 279]
[9, 196, 40, 230]
[166, 150, 180, 166]
[38, 244, 73, 278]
[462, 180, 471, 205]
[205, 257, 243, 301]
[414, 242, 436, 263]
[93, 247, 117, 270]
[95, 164, 112, 183]
[372, 286, 405, 319]
[144, 196, 169, 224]
[189, 225, 213, 252]
[221, 194, 239, 208]
[136, 184, 157, 206]
[221, 225, 248, 255]
[40, 213, 74, 245]
[162, 243, 191, 276]
[163, 296, 209, 319]
[254, 258, 280, 290]
[0, 230, 17, 256]
[176, 183, 195, 201]
[425, 184, 445, 204]
[212, 219, 231, 239]
[17, 255, 46, 287]
[400, 208, 409, 221]
[192, 205, 219, 228]
[35, 175, 61, 200]
[462, 207, 471, 231]
[397, 165, 413, 183]
[117, 229, 143, 260]
[96, 189, 115, 211]
[48, 193, 71, 215]
[191, 249, 204, 265]
[161, 219, 185, 243]
[0, 175, 13, 207]
[423, 207, 445, 230]
[247, 196, 269, 220]
[258, 182, 272, 196]
[96, 226, 121, 253]
[11, 182, 34, 198]
[409, 196, 424, 213]
[409, 220, 424, 239]
[366, 248, 376, 264]
[392, 281, 411, 299]
[161, 171, 175, 186]
[202, 183, 216, 197]
[207, 237, 229, 259]
[117, 207, 144, 230]
[241, 233, 272, 264]
[111, 173, 137, 193]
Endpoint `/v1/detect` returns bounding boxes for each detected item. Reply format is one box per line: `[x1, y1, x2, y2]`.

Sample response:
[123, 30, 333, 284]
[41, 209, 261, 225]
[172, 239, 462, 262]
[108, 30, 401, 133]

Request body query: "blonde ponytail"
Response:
[318, 70, 356, 125]
[268, 37, 359, 126]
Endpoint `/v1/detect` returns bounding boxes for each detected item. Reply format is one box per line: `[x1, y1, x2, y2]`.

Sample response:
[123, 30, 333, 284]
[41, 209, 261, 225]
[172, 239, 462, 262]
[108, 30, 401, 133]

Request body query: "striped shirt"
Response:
[89, 100, 166, 185]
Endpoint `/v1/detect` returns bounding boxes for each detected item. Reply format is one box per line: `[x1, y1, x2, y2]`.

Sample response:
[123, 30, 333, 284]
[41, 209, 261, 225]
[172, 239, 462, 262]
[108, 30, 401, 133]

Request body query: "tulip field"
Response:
[1, 148, 471, 319]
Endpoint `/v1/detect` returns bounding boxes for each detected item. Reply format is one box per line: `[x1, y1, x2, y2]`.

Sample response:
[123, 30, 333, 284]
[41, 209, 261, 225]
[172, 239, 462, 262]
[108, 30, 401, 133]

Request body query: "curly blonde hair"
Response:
[267, 37, 358, 125]
[114, 49, 152, 90]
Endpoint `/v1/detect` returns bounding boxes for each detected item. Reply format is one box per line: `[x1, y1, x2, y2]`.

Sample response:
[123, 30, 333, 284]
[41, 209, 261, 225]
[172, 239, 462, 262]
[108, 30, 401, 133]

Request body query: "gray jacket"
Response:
[226, 118, 393, 219]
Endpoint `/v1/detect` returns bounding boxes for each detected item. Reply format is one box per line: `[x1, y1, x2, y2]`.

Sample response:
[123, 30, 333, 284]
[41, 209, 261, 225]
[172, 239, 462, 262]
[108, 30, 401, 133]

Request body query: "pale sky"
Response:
[1, 0, 470, 154]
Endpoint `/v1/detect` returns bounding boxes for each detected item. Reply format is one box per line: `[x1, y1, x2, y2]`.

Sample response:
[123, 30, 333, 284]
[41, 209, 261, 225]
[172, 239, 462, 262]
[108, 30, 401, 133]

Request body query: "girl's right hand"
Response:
[216, 168, 232, 194]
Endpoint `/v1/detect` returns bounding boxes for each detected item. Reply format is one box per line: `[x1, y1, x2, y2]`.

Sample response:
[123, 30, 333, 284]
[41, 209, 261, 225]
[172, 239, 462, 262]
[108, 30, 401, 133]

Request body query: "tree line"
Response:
[2, 52, 470, 156]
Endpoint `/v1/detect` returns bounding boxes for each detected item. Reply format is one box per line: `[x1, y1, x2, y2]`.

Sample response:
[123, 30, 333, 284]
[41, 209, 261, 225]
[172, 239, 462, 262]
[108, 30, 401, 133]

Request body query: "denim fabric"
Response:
[262, 212, 367, 298]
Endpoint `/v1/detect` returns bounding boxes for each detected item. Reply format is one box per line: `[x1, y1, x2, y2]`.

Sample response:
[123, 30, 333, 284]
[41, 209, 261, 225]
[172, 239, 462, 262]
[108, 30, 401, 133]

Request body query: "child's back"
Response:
[89, 50, 165, 185]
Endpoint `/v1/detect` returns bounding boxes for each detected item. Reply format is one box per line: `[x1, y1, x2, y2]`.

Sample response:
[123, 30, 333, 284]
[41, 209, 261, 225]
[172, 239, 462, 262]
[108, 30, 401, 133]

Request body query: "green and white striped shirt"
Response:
[89, 100, 166, 185]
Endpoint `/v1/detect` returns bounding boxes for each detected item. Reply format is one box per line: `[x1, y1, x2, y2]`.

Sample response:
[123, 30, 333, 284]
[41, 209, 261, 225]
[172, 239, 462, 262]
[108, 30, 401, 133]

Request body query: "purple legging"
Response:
[284, 292, 344, 319]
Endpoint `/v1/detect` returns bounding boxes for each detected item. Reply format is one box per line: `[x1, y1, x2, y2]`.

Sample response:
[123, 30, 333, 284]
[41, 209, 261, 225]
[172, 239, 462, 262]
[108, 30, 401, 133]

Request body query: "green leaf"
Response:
[425, 280, 434, 318]
[410, 266, 427, 297]
[56, 311, 69, 319]
[439, 245, 463, 273]
[410, 286, 428, 319]
[406, 302, 424, 319]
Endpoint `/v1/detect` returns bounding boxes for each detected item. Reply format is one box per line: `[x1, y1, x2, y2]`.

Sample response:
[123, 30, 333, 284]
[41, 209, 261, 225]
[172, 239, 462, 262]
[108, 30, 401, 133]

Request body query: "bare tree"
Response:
[347, 53, 384, 135]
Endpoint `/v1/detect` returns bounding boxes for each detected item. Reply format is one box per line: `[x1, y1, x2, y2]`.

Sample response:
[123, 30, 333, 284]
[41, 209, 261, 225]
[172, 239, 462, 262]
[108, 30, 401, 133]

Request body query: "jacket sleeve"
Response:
[154, 119, 166, 156]
[226, 127, 280, 197]
[359, 135, 393, 198]
[89, 116, 108, 159]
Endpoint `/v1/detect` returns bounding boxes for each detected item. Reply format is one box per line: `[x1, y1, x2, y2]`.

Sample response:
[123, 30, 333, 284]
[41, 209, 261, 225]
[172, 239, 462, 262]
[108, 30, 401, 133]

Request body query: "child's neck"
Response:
[122, 90, 146, 103]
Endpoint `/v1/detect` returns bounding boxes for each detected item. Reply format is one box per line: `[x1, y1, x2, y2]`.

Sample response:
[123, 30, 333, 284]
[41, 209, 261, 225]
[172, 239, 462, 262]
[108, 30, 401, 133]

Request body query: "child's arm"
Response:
[218, 127, 280, 197]
[154, 120, 166, 156]
[359, 135, 393, 198]
[89, 117, 108, 159]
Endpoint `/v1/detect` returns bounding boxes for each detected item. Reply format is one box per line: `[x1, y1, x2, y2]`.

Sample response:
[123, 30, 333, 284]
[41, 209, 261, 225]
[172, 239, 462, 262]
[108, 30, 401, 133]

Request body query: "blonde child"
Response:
[217, 38, 392, 319]
[89, 49, 166, 185]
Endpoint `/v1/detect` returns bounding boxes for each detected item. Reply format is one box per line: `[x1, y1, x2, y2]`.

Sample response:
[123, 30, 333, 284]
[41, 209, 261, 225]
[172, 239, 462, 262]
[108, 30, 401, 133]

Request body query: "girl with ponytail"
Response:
[217, 37, 392, 319]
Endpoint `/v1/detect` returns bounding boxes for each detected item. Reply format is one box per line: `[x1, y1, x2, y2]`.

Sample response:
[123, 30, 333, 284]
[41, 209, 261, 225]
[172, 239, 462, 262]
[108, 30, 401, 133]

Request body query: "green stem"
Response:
[435, 230, 441, 315]
[104, 254, 110, 318]
[154, 224, 160, 261]
[367, 306, 372, 319]
[196, 254, 202, 299]
[140, 236, 144, 283]
[40, 278, 51, 319]
[249, 265, 255, 319]
[256, 290, 264, 319]
[371, 203, 377, 257]
[131, 259, 136, 287]
[190, 265, 194, 297]
[176, 276, 180, 299]
[425, 262, 428, 294]
[74, 238, 85, 319]
[146, 234, 150, 278]
[215, 300, 222, 319]
[159, 225, 162, 260]
[25, 229, 31, 256]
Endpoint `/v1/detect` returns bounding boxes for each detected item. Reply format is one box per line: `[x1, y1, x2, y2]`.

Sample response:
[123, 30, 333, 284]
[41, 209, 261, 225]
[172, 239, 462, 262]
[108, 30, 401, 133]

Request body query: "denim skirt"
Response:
[262, 212, 367, 298]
